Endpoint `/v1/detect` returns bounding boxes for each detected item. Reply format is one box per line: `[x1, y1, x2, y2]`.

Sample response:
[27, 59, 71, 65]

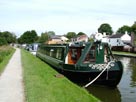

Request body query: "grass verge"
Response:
[112, 51, 136, 57]
[21, 50, 100, 102]
[0, 46, 15, 74]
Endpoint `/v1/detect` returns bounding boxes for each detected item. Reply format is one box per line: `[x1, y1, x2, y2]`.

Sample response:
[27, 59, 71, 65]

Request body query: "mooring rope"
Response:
[84, 61, 113, 88]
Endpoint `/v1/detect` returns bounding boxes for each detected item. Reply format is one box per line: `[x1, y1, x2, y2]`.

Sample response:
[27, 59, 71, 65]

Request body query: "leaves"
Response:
[98, 23, 113, 35]
[18, 30, 38, 44]
[131, 23, 136, 34]
[0, 31, 16, 45]
[66, 32, 76, 39]
[116, 25, 131, 34]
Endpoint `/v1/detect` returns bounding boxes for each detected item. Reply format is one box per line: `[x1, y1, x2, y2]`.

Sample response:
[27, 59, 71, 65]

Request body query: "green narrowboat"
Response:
[36, 41, 123, 87]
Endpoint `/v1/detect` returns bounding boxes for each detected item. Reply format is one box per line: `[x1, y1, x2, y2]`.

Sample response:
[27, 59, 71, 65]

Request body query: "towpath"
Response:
[0, 48, 24, 102]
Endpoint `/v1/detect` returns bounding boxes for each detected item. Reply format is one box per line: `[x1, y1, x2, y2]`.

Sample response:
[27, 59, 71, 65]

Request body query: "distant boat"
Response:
[36, 41, 123, 87]
[26, 43, 39, 55]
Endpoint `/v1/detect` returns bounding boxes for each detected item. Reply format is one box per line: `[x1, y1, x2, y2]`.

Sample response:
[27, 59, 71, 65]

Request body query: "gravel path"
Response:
[0, 48, 24, 102]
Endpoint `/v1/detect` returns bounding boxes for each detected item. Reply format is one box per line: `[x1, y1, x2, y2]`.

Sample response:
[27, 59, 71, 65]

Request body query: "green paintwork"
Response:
[96, 43, 104, 64]
[36, 42, 121, 72]
[36, 41, 123, 87]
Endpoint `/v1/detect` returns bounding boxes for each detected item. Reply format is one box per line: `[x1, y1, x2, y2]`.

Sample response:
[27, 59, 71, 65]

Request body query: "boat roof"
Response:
[40, 41, 109, 48]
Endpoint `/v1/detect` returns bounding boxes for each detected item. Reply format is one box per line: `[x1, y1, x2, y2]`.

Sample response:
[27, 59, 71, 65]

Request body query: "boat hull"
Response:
[59, 68, 123, 87]
[37, 52, 123, 87]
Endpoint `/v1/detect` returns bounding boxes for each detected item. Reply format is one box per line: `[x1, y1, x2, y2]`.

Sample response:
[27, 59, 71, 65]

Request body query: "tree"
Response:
[131, 22, 136, 47]
[0, 37, 7, 46]
[37, 31, 56, 43]
[131, 22, 136, 34]
[66, 32, 76, 39]
[47, 31, 55, 37]
[116, 25, 131, 34]
[77, 32, 85, 36]
[98, 23, 113, 35]
[38, 32, 49, 43]
[17, 37, 23, 44]
[0, 31, 16, 45]
[18, 30, 38, 44]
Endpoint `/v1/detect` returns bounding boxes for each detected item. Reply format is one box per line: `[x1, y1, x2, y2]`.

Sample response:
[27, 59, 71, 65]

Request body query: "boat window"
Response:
[71, 49, 78, 60]
[68, 47, 82, 64]
[50, 49, 54, 57]
[104, 47, 108, 63]
[56, 48, 63, 60]
[43, 46, 64, 60]
[83, 46, 96, 63]
[45, 47, 50, 55]
[104, 46, 112, 62]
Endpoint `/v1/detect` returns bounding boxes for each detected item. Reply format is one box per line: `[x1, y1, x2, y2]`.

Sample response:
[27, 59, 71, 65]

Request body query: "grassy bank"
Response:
[113, 51, 136, 57]
[0, 46, 15, 74]
[21, 50, 99, 102]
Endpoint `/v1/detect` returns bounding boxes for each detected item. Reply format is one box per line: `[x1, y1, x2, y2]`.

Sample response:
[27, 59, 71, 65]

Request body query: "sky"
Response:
[0, 0, 136, 37]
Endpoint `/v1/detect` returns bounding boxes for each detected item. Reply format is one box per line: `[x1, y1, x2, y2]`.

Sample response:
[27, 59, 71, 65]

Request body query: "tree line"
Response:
[0, 22, 136, 46]
[0, 31, 16, 46]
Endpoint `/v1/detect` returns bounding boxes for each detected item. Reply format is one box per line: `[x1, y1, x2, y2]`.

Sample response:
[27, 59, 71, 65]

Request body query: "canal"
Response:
[85, 56, 136, 102]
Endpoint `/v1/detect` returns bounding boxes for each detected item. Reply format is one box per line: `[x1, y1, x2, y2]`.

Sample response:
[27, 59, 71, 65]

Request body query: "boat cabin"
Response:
[65, 42, 112, 65]
[37, 41, 113, 66]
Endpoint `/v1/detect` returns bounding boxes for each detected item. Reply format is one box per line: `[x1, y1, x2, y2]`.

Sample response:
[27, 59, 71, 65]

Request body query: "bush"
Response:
[0, 45, 15, 74]
[0, 55, 3, 62]
[0, 46, 14, 63]
[0, 38, 7, 46]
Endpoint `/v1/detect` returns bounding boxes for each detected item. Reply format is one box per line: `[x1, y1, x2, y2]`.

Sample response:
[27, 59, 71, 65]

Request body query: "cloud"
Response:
[0, 0, 136, 36]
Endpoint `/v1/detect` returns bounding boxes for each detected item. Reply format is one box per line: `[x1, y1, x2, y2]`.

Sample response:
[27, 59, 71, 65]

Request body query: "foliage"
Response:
[112, 51, 136, 57]
[131, 22, 136, 34]
[116, 25, 131, 34]
[98, 23, 113, 35]
[18, 30, 38, 44]
[47, 31, 55, 37]
[0, 37, 7, 46]
[38, 32, 49, 43]
[0, 31, 16, 45]
[77, 32, 85, 36]
[66, 32, 76, 39]
[21, 50, 99, 102]
[0, 46, 15, 73]
[88, 38, 94, 42]
[37, 31, 55, 43]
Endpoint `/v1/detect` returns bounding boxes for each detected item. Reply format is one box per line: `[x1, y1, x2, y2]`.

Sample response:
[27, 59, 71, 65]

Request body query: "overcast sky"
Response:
[0, 0, 136, 36]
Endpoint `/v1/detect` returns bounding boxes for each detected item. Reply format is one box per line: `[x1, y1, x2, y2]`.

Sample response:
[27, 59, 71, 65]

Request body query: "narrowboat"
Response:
[36, 41, 123, 87]
[25, 43, 39, 55]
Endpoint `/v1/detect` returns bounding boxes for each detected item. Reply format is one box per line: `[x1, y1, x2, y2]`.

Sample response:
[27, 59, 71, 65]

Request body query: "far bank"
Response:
[113, 51, 136, 58]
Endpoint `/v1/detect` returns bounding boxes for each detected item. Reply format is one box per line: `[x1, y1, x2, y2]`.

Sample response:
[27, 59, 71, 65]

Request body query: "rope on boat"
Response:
[84, 61, 113, 88]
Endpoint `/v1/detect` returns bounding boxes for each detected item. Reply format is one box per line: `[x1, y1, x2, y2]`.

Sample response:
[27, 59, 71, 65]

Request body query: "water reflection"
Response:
[84, 56, 136, 102]
[86, 85, 121, 102]
[116, 56, 136, 87]
[130, 58, 136, 87]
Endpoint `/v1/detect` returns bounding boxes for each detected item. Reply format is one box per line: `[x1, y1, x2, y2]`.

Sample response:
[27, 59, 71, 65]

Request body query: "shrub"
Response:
[0, 46, 14, 63]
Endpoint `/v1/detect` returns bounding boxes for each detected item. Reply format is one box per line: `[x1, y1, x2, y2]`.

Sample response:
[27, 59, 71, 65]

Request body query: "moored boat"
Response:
[36, 41, 123, 87]
[25, 43, 39, 55]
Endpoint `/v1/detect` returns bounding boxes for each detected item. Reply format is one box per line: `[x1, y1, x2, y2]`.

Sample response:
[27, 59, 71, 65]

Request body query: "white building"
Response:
[93, 32, 131, 51]
[109, 32, 131, 46]
[121, 31, 131, 44]
[107, 34, 125, 47]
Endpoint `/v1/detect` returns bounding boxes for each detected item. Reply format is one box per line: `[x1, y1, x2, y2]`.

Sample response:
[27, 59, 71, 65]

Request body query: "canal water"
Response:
[85, 56, 136, 102]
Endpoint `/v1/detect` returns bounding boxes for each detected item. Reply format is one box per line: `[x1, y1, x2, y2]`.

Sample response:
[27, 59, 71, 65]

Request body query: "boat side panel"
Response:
[36, 52, 63, 69]
[60, 68, 123, 87]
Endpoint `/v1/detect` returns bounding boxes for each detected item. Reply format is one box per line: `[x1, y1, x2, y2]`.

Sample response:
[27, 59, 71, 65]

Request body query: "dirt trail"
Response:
[0, 48, 24, 102]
